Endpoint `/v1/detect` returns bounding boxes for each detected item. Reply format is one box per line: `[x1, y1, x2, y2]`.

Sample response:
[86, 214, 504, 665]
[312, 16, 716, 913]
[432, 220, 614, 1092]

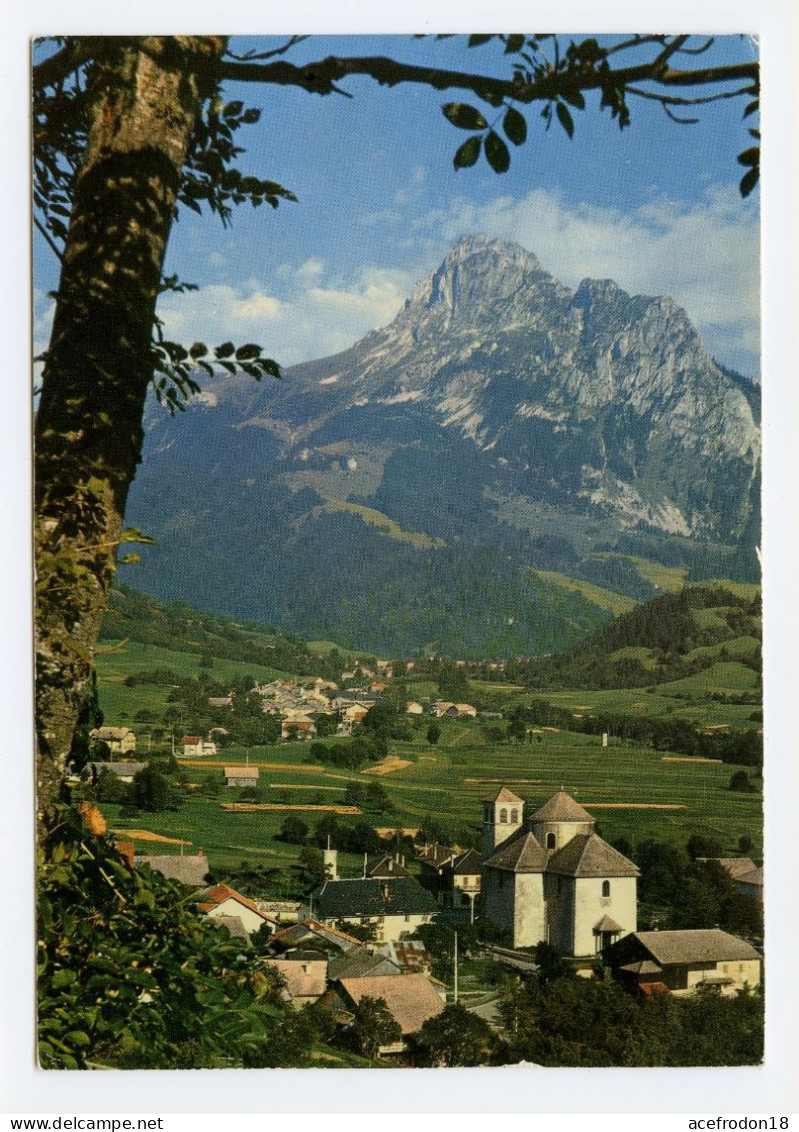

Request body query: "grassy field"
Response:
[94, 713, 762, 880]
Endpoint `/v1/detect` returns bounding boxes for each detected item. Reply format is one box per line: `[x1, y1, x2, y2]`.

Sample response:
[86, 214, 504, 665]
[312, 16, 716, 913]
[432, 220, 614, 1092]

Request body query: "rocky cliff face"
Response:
[124, 235, 760, 655]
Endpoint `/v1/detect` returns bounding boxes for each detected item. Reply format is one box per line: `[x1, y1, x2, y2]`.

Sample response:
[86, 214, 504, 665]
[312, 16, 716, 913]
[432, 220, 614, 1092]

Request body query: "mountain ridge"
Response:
[124, 235, 760, 656]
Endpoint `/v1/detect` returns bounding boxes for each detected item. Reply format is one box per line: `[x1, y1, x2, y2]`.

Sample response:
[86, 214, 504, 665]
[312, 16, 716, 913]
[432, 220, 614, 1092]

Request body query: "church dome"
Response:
[530, 790, 595, 825]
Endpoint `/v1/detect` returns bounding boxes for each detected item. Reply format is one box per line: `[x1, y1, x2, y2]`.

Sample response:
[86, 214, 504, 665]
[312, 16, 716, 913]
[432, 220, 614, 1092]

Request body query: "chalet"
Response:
[224, 765, 259, 788]
[136, 852, 209, 888]
[308, 876, 438, 942]
[90, 726, 136, 754]
[607, 929, 762, 996]
[198, 883, 278, 936]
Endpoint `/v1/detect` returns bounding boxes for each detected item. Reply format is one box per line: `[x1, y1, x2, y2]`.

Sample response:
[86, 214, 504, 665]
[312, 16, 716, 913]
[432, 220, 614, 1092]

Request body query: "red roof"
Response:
[199, 883, 275, 922]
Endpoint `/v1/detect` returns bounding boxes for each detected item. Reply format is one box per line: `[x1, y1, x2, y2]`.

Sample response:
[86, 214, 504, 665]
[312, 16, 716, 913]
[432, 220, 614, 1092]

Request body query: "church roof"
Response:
[530, 790, 595, 825]
[484, 829, 549, 873]
[593, 914, 623, 933]
[546, 833, 639, 878]
[482, 785, 524, 805]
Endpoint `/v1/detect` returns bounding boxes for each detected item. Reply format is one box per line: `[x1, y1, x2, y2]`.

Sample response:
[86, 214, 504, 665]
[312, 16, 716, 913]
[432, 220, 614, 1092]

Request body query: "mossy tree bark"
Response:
[34, 37, 226, 827]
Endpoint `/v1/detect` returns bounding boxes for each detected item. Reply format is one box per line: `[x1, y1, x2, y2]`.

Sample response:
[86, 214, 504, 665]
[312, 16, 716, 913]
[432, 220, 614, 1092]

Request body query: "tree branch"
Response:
[217, 52, 758, 105]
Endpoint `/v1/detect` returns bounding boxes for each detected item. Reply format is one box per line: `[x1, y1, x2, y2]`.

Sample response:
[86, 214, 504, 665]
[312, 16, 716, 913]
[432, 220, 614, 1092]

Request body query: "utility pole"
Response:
[453, 931, 459, 1005]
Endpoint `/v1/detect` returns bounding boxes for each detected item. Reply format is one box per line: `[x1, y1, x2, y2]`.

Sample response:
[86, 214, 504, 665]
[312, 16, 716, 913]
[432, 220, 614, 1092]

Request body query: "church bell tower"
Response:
[481, 786, 524, 859]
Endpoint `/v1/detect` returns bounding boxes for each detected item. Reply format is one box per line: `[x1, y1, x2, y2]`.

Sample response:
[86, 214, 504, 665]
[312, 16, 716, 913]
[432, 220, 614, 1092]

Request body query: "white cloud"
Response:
[418, 185, 760, 375]
[155, 266, 413, 368]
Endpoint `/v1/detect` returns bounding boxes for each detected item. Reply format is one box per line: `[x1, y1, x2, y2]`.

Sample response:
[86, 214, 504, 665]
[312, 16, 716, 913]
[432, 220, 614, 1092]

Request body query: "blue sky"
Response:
[33, 33, 761, 377]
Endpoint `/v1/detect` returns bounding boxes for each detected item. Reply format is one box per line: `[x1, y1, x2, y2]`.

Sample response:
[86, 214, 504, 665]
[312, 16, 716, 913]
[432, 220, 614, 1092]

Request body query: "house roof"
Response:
[368, 855, 414, 879]
[484, 829, 549, 873]
[91, 726, 135, 740]
[620, 959, 663, 976]
[339, 974, 445, 1036]
[736, 866, 764, 888]
[137, 854, 209, 887]
[530, 790, 595, 825]
[87, 761, 147, 778]
[416, 843, 458, 869]
[452, 848, 483, 875]
[546, 833, 639, 878]
[211, 915, 252, 944]
[199, 883, 275, 922]
[312, 877, 439, 919]
[269, 918, 363, 950]
[224, 765, 260, 778]
[328, 947, 402, 982]
[697, 857, 758, 879]
[629, 929, 761, 966]
[482, 785, 524, 805]
[266, 958, 328, 1000]
[380, 939, 431, 974]
[182, 736, 202, 745]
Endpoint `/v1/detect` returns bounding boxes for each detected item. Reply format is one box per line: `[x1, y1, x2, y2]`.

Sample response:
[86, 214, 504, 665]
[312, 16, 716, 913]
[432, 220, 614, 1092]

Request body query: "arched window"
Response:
[510, 809, 518, 824]
[602, 880, 611, 898]
[546, 832, 556, 849]
[499, 808, 508, 824]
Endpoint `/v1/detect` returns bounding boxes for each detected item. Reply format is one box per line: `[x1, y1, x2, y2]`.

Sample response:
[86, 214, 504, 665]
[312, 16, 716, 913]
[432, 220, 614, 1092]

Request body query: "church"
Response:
[480, 786, 639, 956]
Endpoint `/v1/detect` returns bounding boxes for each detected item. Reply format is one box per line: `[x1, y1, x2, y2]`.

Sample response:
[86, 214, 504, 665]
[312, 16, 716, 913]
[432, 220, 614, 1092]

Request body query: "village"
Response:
[79, 668, 763, 1064]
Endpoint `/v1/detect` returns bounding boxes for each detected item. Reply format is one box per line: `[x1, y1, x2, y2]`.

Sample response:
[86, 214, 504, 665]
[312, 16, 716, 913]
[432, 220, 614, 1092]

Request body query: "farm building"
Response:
[136, 852, 210, 888]
[224, 765, 259, 788]
[181, 735, 217, 758]
[90, 726, 136, 754]
[481, 788, 639, 956]
[607, 929, 761, 996]
[333, 974, 446, 1055]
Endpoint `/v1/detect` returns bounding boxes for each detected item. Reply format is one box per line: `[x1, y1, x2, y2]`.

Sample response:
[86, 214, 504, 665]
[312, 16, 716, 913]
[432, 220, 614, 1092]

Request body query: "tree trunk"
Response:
[35, 37, 226, 827]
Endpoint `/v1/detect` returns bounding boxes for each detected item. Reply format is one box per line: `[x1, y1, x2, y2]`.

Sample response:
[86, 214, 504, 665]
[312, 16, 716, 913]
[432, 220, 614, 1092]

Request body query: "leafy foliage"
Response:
[350, 995, 402, 1059]
[37, 805, 309, 1069]
[417, 1004, 498, 1066]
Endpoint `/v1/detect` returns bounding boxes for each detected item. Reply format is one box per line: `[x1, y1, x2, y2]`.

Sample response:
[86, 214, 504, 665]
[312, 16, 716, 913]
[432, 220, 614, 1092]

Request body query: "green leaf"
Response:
[52, 969, 77, 989]
[737, 147, 759, 167]
[117, 554, 141, 565]
[189, 342, 208, 359]
[504, 34, 526, 54]
[743, 100, 759, 118]
[562, 87, 586, 110]
[740, 166, 759, 198]
[453, 135, 482, 169]
[503, 106, 527, 146]
[442, 102, 488, 130]
[235, 343, 262, 361]
[242, 108, 261, 124]
[468, 34, 493, 47]
[556, 102, 574, 139]
[215, 342, 235, 359]
[484, 131, 511, 174]
[223, 100, 244, 118]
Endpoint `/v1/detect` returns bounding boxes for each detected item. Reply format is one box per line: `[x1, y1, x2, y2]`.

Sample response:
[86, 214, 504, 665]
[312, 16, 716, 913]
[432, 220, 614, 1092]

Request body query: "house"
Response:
[368, 855, 413, 879]
[265, 955, 328, 1008]
[90, 726, 136, 754]
[481, 788, 639, 955]
[181, 736, 204, 758]
[224, 765, 260, 788]
[281, 718, 318, 742]
[308, 876, 439, 943]
[268, 918, 363, 954]
[328, 946, 403, 982]
[136, 852, 210, 888]
[198, 883, 278, 936]
[335, 974, 446, 1055]
[416, 843, 481, 911]
[607, 929, 761, 996]
[406, 701, 424, 716]
[378, 939, 432, 976]
[208, 693, 235, 709]
[697, 857, 764, 904]
[83, 760, 147, 785]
